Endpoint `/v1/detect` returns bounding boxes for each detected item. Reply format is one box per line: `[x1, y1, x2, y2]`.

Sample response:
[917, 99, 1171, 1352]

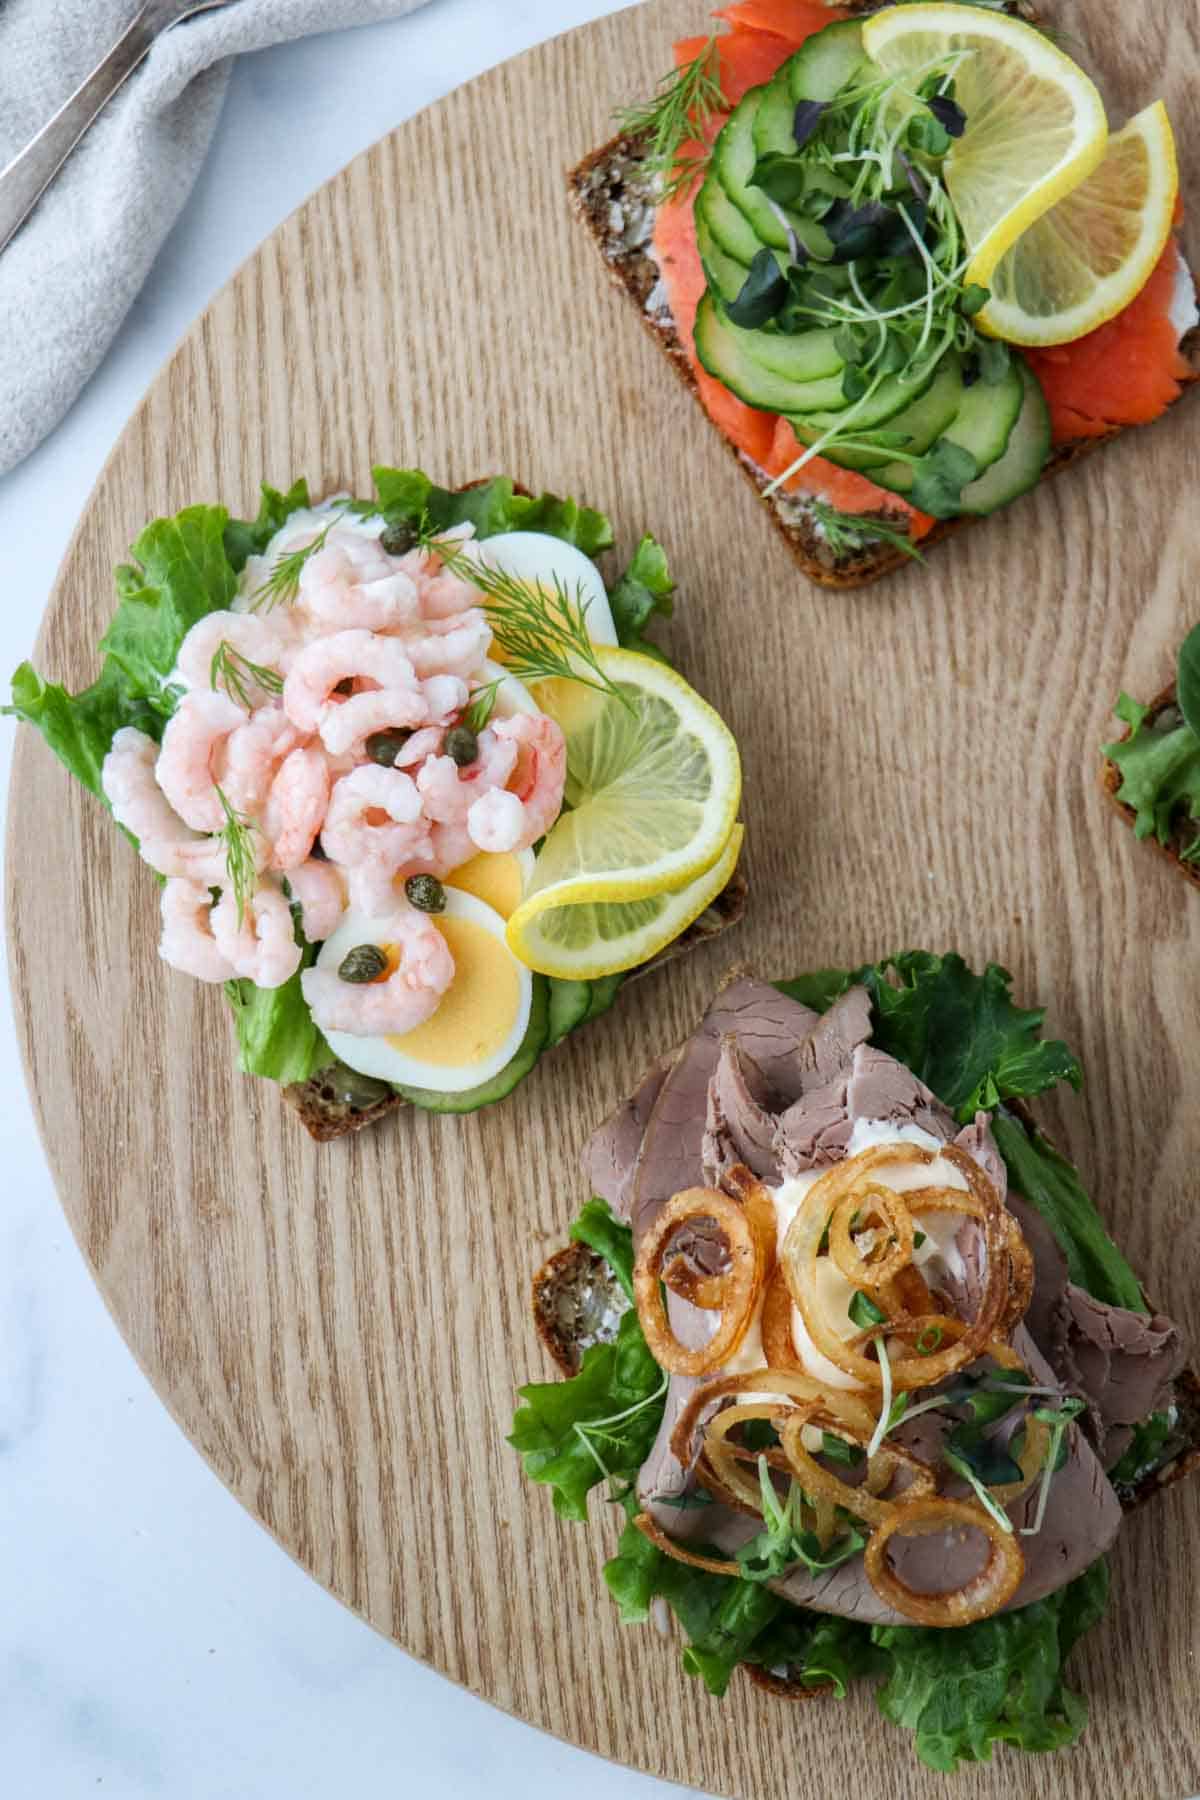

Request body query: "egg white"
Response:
[316, 887, 533, 1092]
[475, 531, 617, 645]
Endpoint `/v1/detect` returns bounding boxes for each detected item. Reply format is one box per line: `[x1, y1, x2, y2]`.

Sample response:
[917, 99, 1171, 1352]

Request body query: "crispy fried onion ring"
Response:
[634, 1186, 769, 1375]
[631, 1510, 742, 1578]
[862, 1497, 1026, 1625]
[780, 1145, 1012, 1389]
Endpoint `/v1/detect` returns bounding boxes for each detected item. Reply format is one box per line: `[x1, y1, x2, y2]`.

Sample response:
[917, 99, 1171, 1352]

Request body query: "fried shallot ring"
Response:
[778, 1405, 937, 1528]
[670, 1369, 876, 1471]
[632, 1512, 740, 1578]
[634, 1187, 766, 1376]
[761, 1267, 802, 1369]
[780, 1145, 1010, 1389]
[828, 1182, 915, 1293]
[862, 1496, 1026, 1625]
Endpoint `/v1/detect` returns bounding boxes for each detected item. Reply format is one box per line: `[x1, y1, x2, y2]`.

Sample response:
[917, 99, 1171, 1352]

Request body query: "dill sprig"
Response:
[615, 35, 725, 204]
[215, 785, 257, 927]
[424, 533, 633, 713]
[463, 678, 502, 734]
[209, 640, 284, 708]
[808, 500, 925, 563]
[250, 518, 337, 611]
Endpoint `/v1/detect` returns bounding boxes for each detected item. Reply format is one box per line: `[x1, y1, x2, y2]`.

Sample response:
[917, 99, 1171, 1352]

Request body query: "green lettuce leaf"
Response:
[1177, 622, 1200, 744]
[224, 935, 332, 1086]
[508, 1305, 663, 1524]
[222, 478, 312, 572]
[569, 1197, 636, 1299]
[1104, 690, 1200, 851]
[990, 1111, 1144, 1312]
[370, 467, 613, 554]
[5, 660, 155, 803]
[608, 534, 676, 660]
[1108, 1409, 1176, 1486]
[782, 951, 1080, 1118]
[872, 1561, 1108, 1772]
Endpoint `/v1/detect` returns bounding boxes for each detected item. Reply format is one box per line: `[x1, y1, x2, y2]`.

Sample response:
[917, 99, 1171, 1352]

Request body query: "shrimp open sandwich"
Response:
[7, 470, 745, 1137]
[511, 954, 1197, 1771]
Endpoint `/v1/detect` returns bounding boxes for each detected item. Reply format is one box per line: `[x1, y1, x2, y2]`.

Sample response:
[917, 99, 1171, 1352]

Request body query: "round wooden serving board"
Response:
[8, 3, 1200, 1794]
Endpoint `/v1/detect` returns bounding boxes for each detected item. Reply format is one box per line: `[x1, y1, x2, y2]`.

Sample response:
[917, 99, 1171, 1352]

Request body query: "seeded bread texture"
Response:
[567, 1, 1200, 587]
[1101, 681, 1200, 893]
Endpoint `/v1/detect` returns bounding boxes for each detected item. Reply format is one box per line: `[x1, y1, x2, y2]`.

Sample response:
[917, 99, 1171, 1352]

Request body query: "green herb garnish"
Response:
[848, 1289, 888, 1329]
[1021, 1399, 1087, 1537]
[615, 35, 725, 203]
[808, 498, 925, 563]
[735, 1455, 866, 1582]
[250, 518, 336, 610]
[209, 639, 284, 708]
[463, 679, 502, 733]
[215, 784, 256, 927]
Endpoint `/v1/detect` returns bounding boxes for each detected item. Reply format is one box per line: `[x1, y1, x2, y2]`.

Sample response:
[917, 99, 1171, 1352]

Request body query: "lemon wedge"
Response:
[506, 825, 744, 979]
[979, 102, 1179, 345]
[503, 646, 743, 976]
[861, 3, 1109, 290]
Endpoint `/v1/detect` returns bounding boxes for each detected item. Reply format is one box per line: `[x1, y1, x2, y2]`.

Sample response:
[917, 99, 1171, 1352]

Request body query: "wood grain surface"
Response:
[7, 3, 1200, 1794]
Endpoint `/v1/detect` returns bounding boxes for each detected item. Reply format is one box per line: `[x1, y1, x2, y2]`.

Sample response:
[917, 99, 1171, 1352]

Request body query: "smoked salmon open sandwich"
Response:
[6, 471, 746, 1140]
[571, 1, 1200, 584]
[511, 956, 1198, 1771]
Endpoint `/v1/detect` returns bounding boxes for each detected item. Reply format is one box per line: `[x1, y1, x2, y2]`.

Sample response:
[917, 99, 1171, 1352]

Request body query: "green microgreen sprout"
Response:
[1021, 1397, 1087, 1537]
[615, 35, 725, 203]
[735, 1454, 866, 1581]
[209, 640, 284, 709]
[571, 1368, 670, 1494]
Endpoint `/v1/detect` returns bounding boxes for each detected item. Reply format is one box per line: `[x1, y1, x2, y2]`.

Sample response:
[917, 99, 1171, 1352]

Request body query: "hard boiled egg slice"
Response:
[476, 531, 618, 647]
[444, 847, 535, 920]
[315, 888, 533, 1093]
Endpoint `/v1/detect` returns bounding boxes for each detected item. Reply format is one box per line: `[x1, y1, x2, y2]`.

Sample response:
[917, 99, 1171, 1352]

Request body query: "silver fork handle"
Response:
[0, 5, 159, 255]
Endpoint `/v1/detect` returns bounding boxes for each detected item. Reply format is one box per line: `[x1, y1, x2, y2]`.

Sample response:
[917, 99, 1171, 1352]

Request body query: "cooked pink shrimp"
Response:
[286, 859, 346, 941]
[282, 629, 418, 732]
[102, 727, 192, 847]
[346, 860, 401, 917]
[159, 879, 236, 983]
[415, 730, 520, 825]
[156, 690, 248, 831]
[217, 705, 303, 817]
[263, 745, 331, 871]
[391, 724, 444, 768]
[492, 713, 567, 846]
[321, 764, 431, 868]
[174, 610, 287, 693]
[403, 614, 492, 681]
[317, 686, 430, 758]
[211, 884, 302, 989]
[301, 542, 421, 632]
[466, 788, 527, 854]
[300, 903, 455, 1037]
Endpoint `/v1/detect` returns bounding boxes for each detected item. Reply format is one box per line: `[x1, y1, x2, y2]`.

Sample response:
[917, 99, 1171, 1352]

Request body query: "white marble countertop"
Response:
[0, 5, 714, 1795]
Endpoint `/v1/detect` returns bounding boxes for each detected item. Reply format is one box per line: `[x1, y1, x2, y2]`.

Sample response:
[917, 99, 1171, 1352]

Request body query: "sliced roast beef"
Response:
[702, 1037, 781, 1184]
[792, 985, 874, 1091]
[773, 1043, 958, 1177]
[627, 978, 817, 1241]
[583, 1052, 676, 1222]
[954, 1112, 1008, 1200]
[845, 1045, 956, 1139]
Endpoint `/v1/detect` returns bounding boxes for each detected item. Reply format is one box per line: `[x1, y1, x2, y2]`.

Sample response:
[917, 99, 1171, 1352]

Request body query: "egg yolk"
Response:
[386, 916, 521, 1066]
[444, 852, 526, 921]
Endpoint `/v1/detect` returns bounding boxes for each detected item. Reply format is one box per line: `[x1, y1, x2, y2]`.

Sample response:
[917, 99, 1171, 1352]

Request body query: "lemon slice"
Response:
[520, 646, 742, 910]
[979, 102, 1179, 345]
[507, 826, 744, 979]
[861, 3, 1108, 290]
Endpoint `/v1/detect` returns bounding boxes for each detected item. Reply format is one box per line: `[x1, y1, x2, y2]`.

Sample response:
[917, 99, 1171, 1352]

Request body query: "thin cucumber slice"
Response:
[957, 361, 1051, 515]
[786, 360, 939, 466]
[870, 360, 1025, 496]
[394, 976, 549, 1113]
[754, 67, 798, 158]
[699, 166, 767, 265]
[788, 19, 869, 103]
[696, 212, 754, 305]
[545, 978, 594, 1049]
[788, 357, 963, 471]
[714, 91, 832, 257]
[695, 294, 849, 414]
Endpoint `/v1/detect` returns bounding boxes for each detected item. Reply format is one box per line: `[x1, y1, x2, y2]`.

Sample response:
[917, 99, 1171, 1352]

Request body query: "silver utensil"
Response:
[0, 0, 239, 256]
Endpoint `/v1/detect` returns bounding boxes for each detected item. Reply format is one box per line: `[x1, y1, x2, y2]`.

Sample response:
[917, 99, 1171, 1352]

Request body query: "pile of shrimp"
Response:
[100, 510, 566, 1039]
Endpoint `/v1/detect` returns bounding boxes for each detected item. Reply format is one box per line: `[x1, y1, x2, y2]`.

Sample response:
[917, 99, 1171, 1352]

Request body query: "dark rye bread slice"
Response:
[528, 1092, 1200, 1517]
[567, 1, 1200, 587]
[283, 858, 748, 1141]
[1101, 680, 1200, 892]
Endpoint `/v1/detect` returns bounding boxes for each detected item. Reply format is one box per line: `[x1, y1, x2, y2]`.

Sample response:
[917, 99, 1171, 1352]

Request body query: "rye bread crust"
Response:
[567, 4, 1200, 587]
[1100, 681, 1200, 892]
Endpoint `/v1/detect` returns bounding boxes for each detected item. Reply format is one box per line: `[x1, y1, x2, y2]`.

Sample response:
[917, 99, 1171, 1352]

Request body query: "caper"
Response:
[365, 728, 412, 767]
[338, 943, 388, 984]
[380, 520, 418, 556]
[328, 1062, 392, 1109]
[405, 874, 446, 913]
[444, 724, 478, 767]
